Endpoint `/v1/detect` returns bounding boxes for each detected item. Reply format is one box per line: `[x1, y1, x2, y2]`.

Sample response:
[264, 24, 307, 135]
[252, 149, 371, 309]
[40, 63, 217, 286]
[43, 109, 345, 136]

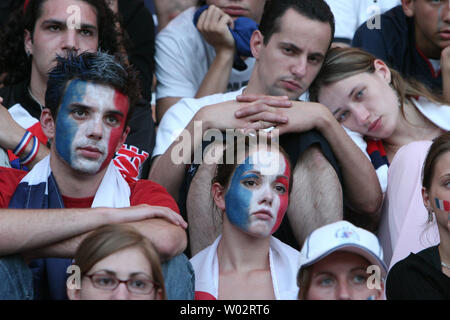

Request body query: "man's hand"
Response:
[196, 5, 235, 55]
[109, 204, 188, 229]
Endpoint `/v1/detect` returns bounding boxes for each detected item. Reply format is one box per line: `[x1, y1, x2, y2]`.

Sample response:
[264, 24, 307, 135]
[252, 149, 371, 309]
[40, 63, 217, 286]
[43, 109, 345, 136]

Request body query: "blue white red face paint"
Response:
[435, 198, 450, 212]
[55, 80, 128, 174]
[224, 149, 290, 237]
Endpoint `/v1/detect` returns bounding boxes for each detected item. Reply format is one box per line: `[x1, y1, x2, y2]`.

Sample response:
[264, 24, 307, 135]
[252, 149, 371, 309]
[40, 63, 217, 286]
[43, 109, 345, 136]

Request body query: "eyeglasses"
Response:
[85, 272, 158, 295]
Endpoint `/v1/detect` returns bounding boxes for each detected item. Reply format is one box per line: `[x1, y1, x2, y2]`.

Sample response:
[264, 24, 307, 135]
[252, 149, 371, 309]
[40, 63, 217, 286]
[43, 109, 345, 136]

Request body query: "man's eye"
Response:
[80, 29, 93, 36]
[48, 25, 61, 31]
[106, 115, 119, 126]
[72, 109, 87, 118]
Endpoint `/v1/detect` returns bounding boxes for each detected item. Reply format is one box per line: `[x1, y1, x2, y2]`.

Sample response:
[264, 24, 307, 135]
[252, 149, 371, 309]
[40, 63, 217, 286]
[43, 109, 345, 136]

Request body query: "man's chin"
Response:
[70, 158, 105, 175]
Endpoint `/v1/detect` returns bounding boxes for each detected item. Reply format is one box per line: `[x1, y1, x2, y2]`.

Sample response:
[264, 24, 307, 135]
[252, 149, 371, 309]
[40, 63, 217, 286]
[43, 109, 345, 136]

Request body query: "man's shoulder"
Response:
[353, 5, 410, 46]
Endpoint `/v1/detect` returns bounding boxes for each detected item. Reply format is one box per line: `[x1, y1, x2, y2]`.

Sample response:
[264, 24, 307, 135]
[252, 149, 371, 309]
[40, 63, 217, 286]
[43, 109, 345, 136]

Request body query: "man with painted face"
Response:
[150, 0, 382, 256]
[0, 0, 154, 182]
[190, 136, 300, 300]
[0, 51, 191, 300]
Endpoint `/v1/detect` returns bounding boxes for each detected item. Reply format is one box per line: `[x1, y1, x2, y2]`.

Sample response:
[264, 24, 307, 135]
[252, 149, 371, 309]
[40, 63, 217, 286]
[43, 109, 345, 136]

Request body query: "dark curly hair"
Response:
[46, 50, 140, 128]
[0, 0, 121, 86]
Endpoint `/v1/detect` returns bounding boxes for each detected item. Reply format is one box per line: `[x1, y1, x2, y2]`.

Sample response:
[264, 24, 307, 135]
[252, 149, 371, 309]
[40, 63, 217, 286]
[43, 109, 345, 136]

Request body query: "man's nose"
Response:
[86, 116, 103, 140]
[62, 29, 80, 52]
[290, 56, 307, 78]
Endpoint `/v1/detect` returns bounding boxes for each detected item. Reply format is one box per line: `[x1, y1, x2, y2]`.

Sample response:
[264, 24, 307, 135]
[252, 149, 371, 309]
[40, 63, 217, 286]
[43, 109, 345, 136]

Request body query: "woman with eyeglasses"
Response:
[67, 224, 166, 300]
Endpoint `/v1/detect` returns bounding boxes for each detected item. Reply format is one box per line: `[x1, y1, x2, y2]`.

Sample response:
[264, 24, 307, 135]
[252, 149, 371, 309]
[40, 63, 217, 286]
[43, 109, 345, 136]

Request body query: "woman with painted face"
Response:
[386, 132, 450, 299]
[67, 224, 166, 300]
[308, 47, 450, 269]
[190, 134, 299, 300]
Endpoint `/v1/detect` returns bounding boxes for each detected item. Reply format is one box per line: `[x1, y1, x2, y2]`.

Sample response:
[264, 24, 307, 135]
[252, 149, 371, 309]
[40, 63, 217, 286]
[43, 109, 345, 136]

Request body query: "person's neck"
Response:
[217, 218, 271, 274]
[383, 99, 442, 152]
[49, 151, 108, 198]
[29, 70, 47, 107]
[415, 30, 442, 60]
[244, 70, 266, 96]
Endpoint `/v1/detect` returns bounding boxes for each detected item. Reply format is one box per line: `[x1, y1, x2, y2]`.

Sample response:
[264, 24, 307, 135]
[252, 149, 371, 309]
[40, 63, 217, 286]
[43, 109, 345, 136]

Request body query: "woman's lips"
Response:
[252, 210, 273, 220]
[368, 117, 382, 132]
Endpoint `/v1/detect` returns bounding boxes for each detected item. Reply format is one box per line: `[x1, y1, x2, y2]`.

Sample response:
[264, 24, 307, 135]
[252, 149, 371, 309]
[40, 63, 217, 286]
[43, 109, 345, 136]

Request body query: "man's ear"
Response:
[401, 0, 415, 18]
[40, 108, 56, 140]
[211, 182, 226, 212]
[24, 29, 33, 56]
[250, 30, 264, 59]
[114, 126, 130, 153]
[373, 59, 392, 83]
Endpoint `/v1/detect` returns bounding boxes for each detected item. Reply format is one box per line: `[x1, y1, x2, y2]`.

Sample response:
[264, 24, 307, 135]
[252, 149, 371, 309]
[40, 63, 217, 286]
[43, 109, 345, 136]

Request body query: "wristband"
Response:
[13, 131, 33, 157]
[20, 135, 40, 166]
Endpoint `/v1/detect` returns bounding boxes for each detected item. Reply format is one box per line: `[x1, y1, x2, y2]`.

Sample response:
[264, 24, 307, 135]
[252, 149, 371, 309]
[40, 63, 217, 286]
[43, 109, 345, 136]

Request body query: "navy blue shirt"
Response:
[352, 5, 442, 94]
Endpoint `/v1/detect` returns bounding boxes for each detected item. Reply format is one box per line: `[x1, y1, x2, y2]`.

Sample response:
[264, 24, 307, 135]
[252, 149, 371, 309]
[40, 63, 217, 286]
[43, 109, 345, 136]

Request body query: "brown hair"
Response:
[74, 224, 166, 299]
[297, 267, 312, 300]
[309, 47, 449, 117]
[422, 132, 450, 190]
[212, 134, 293, 193]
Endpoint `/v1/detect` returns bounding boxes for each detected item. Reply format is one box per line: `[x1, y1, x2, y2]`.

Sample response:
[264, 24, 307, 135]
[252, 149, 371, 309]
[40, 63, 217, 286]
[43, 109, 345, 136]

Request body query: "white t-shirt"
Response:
[152, 87, 309, 158]
[190, 235, 300, 300]
[324, 0, 400, 43]
[152, 88, 245, 157]
[155, 7, 255, 101]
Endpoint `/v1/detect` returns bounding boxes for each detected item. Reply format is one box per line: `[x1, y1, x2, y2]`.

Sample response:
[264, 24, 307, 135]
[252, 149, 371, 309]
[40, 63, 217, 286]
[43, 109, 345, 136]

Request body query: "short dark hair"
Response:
[0, 0, 119, 86]
[259, 0, 335, 45]
[45, 50, 139, 128]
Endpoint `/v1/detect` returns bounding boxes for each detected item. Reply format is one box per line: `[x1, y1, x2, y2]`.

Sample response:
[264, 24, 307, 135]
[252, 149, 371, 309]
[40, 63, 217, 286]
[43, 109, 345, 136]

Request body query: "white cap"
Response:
[298, 221, 387, 277]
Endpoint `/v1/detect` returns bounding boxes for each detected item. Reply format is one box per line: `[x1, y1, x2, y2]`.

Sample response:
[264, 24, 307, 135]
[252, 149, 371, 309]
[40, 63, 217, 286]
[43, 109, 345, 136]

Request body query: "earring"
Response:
[427, 208, 434, 223]
[26, 50, 31, 58]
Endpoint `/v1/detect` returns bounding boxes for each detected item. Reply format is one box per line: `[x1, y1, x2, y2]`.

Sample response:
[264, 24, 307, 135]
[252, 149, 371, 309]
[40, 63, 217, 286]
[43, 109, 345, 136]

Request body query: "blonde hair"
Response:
[74, 224, 166, 299]
[309, 47, 448, 115]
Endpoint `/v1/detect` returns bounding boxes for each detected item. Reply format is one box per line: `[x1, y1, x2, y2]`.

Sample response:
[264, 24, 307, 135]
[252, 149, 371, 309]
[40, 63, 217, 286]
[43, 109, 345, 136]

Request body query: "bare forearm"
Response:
[317, 113, 382, 215]
[195, 51, 234, 98]
[149, 115, 207, 201]
[0, 208, 110, 256]
[126, 219, 187, 262]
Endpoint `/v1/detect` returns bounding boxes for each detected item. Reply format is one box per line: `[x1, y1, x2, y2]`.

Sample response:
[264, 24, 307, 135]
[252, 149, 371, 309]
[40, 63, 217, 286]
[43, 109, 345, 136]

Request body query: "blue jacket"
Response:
[352, 5, 442, 94]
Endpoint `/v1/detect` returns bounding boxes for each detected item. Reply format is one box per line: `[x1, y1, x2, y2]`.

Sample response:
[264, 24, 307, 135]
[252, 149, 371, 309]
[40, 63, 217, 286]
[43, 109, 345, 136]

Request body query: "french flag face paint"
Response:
[55, 80, 128, 174]
[435, 198, 450, 212]
[224, 149, 290, 237]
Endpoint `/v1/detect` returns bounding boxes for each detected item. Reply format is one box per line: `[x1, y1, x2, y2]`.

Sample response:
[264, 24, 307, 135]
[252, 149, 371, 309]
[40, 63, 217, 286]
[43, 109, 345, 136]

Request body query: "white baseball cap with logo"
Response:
[298, 220, 387, 278]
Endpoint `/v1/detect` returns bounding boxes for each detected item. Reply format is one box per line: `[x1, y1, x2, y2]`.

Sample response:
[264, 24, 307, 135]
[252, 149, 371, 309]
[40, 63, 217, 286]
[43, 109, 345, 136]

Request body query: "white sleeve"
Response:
[152, 98, 197, 157]
[324, 0, 358, 42]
